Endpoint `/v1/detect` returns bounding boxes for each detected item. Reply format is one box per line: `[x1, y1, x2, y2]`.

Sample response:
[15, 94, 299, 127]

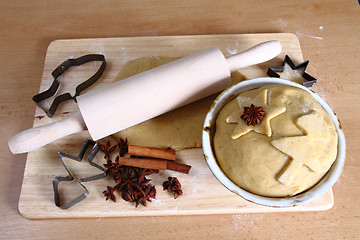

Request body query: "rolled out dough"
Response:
[112, 56, 247, 150]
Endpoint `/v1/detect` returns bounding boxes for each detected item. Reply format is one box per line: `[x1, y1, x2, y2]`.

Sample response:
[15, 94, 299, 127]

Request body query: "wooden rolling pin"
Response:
[9, 40, 281, 154]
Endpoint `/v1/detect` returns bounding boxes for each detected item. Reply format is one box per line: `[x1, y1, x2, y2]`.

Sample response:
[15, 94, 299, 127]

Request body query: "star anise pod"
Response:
[112, 171, 122, 183]
[103, 186, 116, 202]
[146, 185, 156, 199]
[121, 189, 134, 202]
[241, 104, 266, 126]
[118, 138, 128, 156]
[98, 140, 117, 159]
[103, 157, 121, 176]
[133, 167, 159, 184]
[163, 177, 183, 199]
[135, 185, 156, 207]
[116, 178, 144, 201]
[124, 166, 135, 179]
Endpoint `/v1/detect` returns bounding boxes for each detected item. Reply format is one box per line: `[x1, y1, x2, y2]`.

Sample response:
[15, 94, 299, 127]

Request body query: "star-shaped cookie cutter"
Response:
[33, 54, 106, 117]
[267, 55, 317, 88]
[53, 139, 107, 210]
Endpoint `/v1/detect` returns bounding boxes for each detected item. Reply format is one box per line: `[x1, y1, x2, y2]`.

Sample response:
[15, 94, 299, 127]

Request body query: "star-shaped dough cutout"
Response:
[227, 89, 286, 139]
[271, 112, 328, 185]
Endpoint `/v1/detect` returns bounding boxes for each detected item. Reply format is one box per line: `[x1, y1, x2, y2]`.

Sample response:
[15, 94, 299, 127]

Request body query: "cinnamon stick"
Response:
[116, 156, 191, 174]
[116, 156, 167, 170]
[166, 161, 192, 174]
[128, 145, 176, 161]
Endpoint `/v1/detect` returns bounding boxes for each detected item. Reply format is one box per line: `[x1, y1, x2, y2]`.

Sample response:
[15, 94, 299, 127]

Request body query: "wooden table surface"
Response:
[1, 0, 359, 239]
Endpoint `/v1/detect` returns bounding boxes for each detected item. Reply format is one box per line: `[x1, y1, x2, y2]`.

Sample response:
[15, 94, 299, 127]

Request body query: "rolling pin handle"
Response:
[8, 112, 87, 154]
[226, 40, 282, 72]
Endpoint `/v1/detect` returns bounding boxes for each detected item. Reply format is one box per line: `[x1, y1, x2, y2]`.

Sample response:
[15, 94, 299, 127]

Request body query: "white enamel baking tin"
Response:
[202, 77, 346, 207]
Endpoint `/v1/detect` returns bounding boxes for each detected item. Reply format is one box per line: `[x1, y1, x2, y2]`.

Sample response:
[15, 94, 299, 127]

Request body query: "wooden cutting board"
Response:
[18, 33, 334, 219]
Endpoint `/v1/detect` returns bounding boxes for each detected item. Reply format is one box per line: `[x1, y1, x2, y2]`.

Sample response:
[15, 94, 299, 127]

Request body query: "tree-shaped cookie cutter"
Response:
[33, 54, 106, 117]
[53, 139, 107, 209]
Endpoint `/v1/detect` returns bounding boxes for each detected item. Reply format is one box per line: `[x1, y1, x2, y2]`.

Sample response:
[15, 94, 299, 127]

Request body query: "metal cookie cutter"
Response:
[267, 55, 317, 88]
[33, 54, 106, 117]
[53, 139, 107, 210]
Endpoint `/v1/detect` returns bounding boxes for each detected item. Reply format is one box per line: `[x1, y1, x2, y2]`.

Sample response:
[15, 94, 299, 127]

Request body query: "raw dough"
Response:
[213, 85, 338, 197]
[278, 62, 305, 84]
[112, 56, 247, 150]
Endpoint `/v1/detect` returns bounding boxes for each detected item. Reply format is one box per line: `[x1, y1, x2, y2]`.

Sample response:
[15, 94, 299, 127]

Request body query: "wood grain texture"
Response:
[17, 33, 334, 219]
[1, 0, 359, 239]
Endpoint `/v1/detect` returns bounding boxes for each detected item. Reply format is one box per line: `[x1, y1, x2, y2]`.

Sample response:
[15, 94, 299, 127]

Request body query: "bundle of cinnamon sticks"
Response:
[118, 145, 191, 174]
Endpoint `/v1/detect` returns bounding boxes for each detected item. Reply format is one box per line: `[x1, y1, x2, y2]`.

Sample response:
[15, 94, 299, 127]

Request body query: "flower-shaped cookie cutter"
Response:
[33, 54, 106, 117]
[53, 139, 107, 209]
[267, 55, 317, 88]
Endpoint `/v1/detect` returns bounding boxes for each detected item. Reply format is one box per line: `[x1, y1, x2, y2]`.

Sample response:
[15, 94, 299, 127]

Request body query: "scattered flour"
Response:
[274, 18, 288, 28]
[150, 198, 164, 206]
[296, 31, 323, 40]
[165, 206, 178, 211]
[232, 214, 263, 232]
[89, 40, 105, 54]
[227, 41, 239, 55]
[232, 214, 251, 231]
